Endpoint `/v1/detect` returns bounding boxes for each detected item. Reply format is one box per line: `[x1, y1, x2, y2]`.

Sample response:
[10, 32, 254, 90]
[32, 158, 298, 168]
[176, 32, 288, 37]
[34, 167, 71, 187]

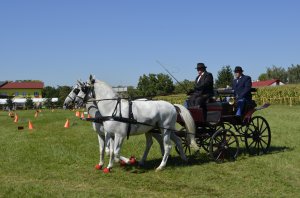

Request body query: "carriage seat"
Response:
[187, 102, 223, 124]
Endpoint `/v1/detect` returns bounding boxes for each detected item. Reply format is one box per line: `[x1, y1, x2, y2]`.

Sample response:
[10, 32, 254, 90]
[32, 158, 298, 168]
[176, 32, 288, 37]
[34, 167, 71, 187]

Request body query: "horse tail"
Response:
[173, 104, 199, 150]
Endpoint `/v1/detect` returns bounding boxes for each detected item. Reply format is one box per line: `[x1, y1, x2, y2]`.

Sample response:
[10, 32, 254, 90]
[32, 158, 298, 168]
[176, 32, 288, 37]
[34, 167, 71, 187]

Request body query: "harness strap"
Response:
[127, 100, 134, 139]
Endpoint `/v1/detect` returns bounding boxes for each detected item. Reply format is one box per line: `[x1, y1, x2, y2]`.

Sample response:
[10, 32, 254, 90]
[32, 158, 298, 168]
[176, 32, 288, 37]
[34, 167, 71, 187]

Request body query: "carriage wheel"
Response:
[245, 116, 271, 155]
[209, 129, 239, 163]
[175, 125, 191, 156]
[196, 133, 211, 153]
[196, 124, 225, 153]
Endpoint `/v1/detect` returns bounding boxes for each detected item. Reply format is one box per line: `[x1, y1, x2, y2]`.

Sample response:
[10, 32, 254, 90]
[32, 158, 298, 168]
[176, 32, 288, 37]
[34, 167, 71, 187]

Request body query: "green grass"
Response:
[0, 106, 300, 197]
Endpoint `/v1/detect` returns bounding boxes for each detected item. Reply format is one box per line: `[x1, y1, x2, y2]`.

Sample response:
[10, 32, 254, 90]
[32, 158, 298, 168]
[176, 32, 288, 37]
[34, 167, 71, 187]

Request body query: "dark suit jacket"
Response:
[194, 72, 214, 96]
[232, 75, 252, 100]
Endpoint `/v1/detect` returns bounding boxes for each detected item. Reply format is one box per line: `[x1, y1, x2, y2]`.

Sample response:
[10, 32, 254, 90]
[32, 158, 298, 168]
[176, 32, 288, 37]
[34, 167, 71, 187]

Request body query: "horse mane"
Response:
[94, 79, 118, 98]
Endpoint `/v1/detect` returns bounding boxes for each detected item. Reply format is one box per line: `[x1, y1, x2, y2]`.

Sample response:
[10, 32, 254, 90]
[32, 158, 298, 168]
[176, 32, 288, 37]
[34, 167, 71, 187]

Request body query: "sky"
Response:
[0, 0, 299, 87]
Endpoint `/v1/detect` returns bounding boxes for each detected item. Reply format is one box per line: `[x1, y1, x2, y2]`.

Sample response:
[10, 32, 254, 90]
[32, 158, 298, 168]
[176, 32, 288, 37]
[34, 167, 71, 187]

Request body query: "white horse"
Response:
[75, 75, 198, 171]
[63, 83, 166, 171]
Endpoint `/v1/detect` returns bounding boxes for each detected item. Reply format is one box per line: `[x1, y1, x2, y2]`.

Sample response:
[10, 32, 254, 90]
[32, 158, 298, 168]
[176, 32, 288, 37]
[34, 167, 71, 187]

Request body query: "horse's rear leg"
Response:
[139, 133, 154, 166]
[151, 132, 164, 156]
[156, 131, 172, 171]
[170, 132, 187, 161]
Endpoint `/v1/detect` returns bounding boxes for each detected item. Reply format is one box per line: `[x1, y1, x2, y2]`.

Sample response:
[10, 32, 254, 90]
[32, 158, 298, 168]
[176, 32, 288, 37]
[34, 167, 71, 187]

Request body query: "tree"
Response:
[25, 97, 34, 109]
[44, 98, 53, 109]
[258, 73, 268, 81]
[6, 98, 13, 110]
[266, 65, 288, 83]
[42, 86, 58, 98]
[174, 79, 194, 94]
[57, 86, 73, 106]
[137, 73, 174, 97]
[287, 64, 300, 84]
[215, 65, 234, 88]
[126, 86, 140, 98]
[156, 73, 174, 95]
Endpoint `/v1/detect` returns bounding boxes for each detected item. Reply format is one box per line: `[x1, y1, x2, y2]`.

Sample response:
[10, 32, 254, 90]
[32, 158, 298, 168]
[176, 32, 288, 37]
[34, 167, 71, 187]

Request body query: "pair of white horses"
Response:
[64, 75, 198, 172]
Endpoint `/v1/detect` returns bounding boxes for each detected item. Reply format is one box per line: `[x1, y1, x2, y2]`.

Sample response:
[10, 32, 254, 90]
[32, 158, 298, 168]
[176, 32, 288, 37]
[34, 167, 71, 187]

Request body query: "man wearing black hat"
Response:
[188, 63, 214, 120]
[232, 66, 252, 116]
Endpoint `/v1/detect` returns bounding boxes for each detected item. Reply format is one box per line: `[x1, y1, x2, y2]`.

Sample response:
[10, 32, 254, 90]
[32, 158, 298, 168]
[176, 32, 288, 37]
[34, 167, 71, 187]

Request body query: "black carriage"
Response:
[176, 88, 271, 162]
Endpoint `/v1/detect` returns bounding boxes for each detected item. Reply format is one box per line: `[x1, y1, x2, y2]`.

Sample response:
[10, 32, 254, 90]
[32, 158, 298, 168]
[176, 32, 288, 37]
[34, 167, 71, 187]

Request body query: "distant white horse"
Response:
[63, 83, 166, 170]
[75, 75, 198, 171]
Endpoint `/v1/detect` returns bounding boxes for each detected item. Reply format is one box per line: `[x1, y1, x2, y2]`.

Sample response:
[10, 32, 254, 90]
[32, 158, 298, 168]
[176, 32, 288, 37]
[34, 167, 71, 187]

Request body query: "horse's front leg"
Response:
[106, 134, 125, 172]
[95, 133, 105, 170]
[104, 131, 110, 155]
[93, 122, 105, 170]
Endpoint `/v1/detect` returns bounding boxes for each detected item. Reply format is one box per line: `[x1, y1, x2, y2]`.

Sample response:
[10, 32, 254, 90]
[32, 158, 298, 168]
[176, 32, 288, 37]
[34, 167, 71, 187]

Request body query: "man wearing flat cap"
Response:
[188, 63, 214, 120]
[232, 66, 252, 116]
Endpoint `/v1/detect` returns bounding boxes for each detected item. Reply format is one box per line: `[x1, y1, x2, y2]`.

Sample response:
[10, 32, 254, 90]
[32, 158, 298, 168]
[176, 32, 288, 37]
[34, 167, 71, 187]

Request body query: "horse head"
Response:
[75, 80, 94, 108]
[63, 83, 81, 109]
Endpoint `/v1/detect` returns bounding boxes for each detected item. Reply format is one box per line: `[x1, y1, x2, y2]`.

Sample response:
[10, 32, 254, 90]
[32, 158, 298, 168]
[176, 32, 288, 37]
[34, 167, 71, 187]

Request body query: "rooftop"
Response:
[252, 79, 282, 87]
[0, 81, 44, 89]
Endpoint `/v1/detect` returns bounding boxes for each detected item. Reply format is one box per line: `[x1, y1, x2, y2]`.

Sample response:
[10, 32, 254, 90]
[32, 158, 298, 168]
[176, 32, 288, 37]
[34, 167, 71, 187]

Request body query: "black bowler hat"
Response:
[196, 63, 207, 69]
[234, 66, 244, 73]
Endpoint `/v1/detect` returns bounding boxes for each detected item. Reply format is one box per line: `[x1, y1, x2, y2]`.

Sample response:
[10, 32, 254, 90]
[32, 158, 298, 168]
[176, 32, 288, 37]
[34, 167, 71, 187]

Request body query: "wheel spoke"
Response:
[259, 141, 266, 153]
[259, 127, 268, 135]
[259, 119, 264, 132]
[248, 139, 256, 148]
[260, 138, 268, 146]
[216, 150, 224, 161]
[228, 140, 237, 146]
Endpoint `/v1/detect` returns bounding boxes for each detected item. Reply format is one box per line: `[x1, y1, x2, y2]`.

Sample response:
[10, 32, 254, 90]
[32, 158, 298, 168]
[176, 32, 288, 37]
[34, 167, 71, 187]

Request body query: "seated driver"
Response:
[232, 66, 252, 116]
[188, 63, 214, 121]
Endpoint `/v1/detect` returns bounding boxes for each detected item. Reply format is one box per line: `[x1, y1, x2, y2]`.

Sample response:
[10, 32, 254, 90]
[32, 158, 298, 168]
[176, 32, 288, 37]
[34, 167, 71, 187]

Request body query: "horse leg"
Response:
[170, 132, 187, 162]
[151, 132, 164, 156]
[106, 134, 124, 170]
[92, 122, 105, 169]
[104, 131, 111, 155]
[139, 132, 154, 166]
[96, 133, 105, 169]
[156, 130, 172, 171]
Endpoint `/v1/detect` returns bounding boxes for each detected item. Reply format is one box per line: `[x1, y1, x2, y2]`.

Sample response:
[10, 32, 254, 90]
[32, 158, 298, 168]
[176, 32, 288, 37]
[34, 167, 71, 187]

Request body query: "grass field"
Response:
[0, 106, 300, 197]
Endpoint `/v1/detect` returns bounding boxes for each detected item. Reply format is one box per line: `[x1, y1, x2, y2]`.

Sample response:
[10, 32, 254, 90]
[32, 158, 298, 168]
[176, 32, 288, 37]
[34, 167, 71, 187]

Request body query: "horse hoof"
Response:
[103, 167, 111, 173]
[129, 156, 137, 165]
[95, 164, 102, 170]
[155, 167, 164, 172]
[120, 160, 126, 166]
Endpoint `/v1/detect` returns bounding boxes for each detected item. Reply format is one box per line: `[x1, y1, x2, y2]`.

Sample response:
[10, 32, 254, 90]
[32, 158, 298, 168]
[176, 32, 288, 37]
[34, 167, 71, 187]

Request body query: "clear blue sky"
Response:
[1, 0, 299, 87]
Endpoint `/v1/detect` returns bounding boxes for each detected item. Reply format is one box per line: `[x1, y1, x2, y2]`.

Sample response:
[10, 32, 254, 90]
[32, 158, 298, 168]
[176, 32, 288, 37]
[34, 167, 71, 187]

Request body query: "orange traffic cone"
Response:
[28, 120, 33, 130]
[14, 114, 19, 123]
[81, 112, 85, 118]
[64, 119, 70, 128]
[75, 111, 80, 117]
[34, 111, 39, 118]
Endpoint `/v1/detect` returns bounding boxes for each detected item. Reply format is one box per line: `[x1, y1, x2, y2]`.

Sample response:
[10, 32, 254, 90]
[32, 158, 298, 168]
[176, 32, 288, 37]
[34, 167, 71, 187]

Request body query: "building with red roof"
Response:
[252, 79, 285, 88]
[0, 81, 44, 98]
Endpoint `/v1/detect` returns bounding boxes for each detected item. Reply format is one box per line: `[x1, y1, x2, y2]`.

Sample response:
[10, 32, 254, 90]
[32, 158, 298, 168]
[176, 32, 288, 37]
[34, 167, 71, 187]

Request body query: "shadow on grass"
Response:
[120, 145, 293, 174]
[120, 152, 212, 174]
[238, 145, 292, 156]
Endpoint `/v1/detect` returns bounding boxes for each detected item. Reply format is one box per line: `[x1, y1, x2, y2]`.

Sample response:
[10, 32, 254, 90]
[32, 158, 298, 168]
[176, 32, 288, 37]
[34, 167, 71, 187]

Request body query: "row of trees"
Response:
[258, 64, 300, 84]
